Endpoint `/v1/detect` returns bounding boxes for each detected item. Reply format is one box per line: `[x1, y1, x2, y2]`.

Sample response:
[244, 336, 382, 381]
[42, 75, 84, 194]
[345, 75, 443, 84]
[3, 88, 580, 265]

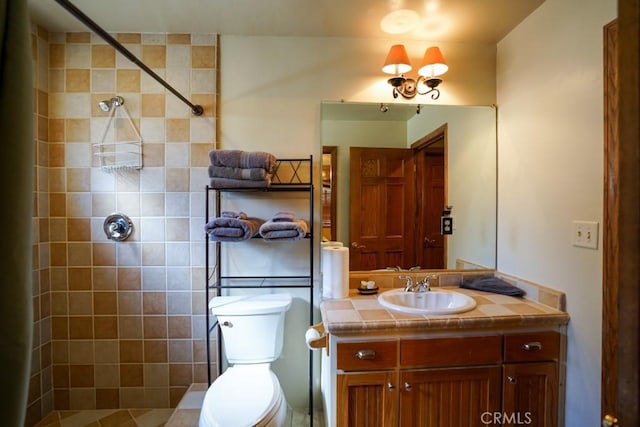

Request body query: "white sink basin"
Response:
[377, 288, 477, 315]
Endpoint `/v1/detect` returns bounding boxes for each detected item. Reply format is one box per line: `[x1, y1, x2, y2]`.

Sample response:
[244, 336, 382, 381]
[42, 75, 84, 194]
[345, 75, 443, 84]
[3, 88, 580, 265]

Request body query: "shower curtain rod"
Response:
[53, 0, 204, 116]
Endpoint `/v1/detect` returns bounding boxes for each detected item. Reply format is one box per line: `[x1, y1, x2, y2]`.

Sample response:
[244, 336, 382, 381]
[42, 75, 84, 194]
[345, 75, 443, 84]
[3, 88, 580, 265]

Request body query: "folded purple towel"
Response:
[271, 211, 296, 222]
[208, 150, 277, 173]
[210, 177, 271, 189]
[221, 211, 247, 219]
[208, 165, 272, 181]
[205, 216, 265, 242]
[259, 218, 309, 242]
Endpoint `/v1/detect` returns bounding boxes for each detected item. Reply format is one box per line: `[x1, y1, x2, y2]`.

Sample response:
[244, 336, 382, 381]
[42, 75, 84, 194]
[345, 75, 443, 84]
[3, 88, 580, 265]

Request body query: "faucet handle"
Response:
[398, 275, 413, 290]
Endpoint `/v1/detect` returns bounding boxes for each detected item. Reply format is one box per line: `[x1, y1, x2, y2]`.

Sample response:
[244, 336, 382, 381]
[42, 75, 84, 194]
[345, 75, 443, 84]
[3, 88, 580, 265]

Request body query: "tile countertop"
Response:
[320, 287, 570, 336]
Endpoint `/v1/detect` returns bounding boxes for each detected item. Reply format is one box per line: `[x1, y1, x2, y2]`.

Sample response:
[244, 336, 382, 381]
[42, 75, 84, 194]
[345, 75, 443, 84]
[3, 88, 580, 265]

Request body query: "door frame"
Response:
[411, 124, 448, 269]
[602, 2, 640, 425]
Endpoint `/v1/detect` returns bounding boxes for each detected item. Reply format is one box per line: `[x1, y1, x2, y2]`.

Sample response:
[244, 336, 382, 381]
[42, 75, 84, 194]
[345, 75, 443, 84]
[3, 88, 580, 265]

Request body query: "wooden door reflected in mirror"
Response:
[322, 146, 337, 241]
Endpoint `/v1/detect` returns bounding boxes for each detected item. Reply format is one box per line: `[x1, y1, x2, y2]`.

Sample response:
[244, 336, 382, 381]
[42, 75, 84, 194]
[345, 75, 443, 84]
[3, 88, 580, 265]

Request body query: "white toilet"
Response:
[199, 293, 292, 427]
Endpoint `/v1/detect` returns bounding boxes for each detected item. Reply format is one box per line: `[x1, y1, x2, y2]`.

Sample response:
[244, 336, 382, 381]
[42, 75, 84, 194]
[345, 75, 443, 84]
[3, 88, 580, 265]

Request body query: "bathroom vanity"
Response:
[319, 278, 569, 427]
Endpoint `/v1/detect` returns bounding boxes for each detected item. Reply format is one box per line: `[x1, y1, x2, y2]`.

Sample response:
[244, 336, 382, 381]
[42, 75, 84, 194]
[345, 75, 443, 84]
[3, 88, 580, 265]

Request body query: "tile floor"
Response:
[35, 384, 324, 427]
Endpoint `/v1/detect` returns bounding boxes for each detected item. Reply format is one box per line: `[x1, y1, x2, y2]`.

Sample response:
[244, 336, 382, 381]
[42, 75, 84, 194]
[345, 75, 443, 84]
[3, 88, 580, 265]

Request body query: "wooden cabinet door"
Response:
[337, 371, 398, 427]
[398, 366, 501, 427]
[502, 362, 558, 427]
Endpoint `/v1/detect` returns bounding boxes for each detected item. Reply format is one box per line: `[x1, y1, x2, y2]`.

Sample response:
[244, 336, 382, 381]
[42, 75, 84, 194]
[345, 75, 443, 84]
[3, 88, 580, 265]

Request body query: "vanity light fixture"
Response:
[382, 44, 448, 100]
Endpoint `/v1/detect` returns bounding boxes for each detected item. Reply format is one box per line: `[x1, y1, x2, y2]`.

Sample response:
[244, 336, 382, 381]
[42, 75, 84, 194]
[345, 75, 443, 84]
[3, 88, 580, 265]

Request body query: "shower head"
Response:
[98, 96, 125, 112]
[98, 100, 111, 112]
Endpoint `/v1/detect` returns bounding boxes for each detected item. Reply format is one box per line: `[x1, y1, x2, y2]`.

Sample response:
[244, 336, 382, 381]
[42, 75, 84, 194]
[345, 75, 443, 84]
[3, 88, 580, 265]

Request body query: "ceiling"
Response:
[29, 0, 544, 44]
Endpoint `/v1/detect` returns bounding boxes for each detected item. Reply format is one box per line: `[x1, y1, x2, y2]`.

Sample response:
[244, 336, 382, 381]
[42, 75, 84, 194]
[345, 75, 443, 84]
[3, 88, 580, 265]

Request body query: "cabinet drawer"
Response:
[504, 331, 560, 362]
[337, 340, 398, 371]
[400, 335, 502, 368]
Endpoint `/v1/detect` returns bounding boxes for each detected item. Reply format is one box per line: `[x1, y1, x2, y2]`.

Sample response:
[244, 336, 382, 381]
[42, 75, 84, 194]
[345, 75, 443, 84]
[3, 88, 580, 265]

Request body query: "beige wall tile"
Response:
[66, 44, 90, 68]
[69, 316, 93, 339]
[116, 33, 141, 44]
[96, 388, 119, 409]
[166, 168, 189, 192]
[92, 45, 116, 68]
[95, 341, 119, 364]
[141, 94, 165, 117]
[66, 218, 91, 241]
[144, 340, 168, 363]
[117, 69, 141, 93]
[169, 364, 192, 387]
[143, 45, 166, 68]
[118, 268, 142, 290]
[68, 291, 92, 315]
[66, 32, 90, 43]
[166, 119, 189, 142]
[142, 143, 165, 167]
[120, 364, 143, 387]
[93, 267, 117, 291]
[143, 316, 167, 339]
[94, 291, 117, 315]
[95, 365, 119, 388]
[120, 340, 143, 363]
[119, 291, 142, 315]
[167, 34, 191, 44]
[143, 292, 167, 315]
[66, 69, 90, 92]
[49, 44, 65, 68]
[66, 118, 90, 142]
[68, 267, 92, 291]
[93, 242, 116, 267]
[191, 46, 215, 68]
[94, 316, 118, 339]
[119, 316, 143, 339]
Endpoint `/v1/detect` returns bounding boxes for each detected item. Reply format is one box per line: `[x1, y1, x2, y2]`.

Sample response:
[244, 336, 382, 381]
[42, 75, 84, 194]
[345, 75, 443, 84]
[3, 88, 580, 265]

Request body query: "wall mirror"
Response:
[320, 101, 497, 270]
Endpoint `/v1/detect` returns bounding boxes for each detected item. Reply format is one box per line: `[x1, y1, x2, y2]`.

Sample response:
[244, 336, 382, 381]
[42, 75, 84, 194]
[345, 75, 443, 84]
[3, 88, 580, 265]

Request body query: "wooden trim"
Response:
[322, 145, 338, 241]
[602, 18, 619, 419]
[616, 0, 640, 425]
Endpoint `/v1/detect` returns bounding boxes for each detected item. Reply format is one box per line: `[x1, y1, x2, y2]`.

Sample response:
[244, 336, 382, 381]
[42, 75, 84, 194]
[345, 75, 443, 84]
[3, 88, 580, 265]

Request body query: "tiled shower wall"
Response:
[27, 25, 218, 425]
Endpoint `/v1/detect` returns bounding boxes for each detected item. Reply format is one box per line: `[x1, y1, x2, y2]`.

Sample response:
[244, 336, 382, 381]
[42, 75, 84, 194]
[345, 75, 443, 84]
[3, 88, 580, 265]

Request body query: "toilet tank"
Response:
[209, 293, 292, 364]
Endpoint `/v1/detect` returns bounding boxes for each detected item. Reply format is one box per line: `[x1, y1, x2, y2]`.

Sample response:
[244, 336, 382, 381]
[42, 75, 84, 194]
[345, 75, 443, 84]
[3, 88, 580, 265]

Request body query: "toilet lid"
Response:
[200, 365, 282, 427]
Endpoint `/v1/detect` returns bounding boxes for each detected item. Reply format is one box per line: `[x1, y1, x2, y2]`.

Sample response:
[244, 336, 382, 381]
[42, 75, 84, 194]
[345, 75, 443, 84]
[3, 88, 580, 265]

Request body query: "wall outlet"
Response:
[572, 220, 599, 249]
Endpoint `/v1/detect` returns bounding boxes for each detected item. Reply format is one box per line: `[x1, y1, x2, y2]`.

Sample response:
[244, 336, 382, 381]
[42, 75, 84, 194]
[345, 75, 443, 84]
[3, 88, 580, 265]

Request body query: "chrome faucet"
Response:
[415, 275, 432, 292]
[399, 275, 414, 291]
[400, 275, 432, 292]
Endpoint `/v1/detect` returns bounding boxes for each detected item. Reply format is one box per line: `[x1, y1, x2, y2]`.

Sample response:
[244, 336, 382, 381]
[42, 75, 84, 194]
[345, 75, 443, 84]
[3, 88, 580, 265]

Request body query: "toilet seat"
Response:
[199, 364, 287, 427]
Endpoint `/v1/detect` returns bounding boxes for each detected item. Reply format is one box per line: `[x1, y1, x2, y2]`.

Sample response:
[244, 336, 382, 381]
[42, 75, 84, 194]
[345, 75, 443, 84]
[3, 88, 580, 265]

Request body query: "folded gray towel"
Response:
[259, 218, 309, 241]
[208, 149, 277, 173]
[208, 165, 272, 181]
[205, 216, 265, 242]
[460, 275, 525, 297]
[210, 177, 271, 189]
[221, 211, 247, 219]
[271, 211, 296, 222]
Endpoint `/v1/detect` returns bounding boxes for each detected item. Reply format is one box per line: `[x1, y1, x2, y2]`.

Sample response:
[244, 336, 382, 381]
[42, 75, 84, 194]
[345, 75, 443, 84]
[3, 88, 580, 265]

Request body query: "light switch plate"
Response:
[572, 220, 599, 249]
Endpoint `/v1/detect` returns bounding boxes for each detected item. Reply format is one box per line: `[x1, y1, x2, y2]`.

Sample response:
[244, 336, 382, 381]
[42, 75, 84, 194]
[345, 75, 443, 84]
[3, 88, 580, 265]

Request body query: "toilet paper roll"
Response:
[321, 246, 349, 299]
[305, 327, 321, 350]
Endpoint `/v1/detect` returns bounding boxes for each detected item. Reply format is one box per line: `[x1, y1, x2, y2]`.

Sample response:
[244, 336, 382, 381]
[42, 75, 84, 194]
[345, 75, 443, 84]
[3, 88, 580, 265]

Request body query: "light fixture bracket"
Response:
[389, 75, 442, 100]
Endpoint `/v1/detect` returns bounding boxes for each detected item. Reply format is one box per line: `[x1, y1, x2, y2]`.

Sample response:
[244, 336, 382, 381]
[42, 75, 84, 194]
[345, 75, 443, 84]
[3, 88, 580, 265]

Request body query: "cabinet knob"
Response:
[387, 382, 395, 391]
[522, 341, 542, 351]
[355, 349, 377, 360]
[404, 382, 412, 391]
[507, 376, 518, 384]
[351, 241, 366, 249]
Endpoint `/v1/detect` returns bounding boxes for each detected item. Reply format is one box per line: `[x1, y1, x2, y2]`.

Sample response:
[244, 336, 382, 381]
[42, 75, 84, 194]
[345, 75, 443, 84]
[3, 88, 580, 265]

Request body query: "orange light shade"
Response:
[382, 44, 412, 75]
[417, 46, 448, 77]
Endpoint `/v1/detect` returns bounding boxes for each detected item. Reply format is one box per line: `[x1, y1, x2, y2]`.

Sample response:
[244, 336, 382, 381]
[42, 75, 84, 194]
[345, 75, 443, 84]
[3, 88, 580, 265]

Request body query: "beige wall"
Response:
[497, 0, 616, 425]
[28, 27, 217, 423]
[220, 35, 498, 409]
